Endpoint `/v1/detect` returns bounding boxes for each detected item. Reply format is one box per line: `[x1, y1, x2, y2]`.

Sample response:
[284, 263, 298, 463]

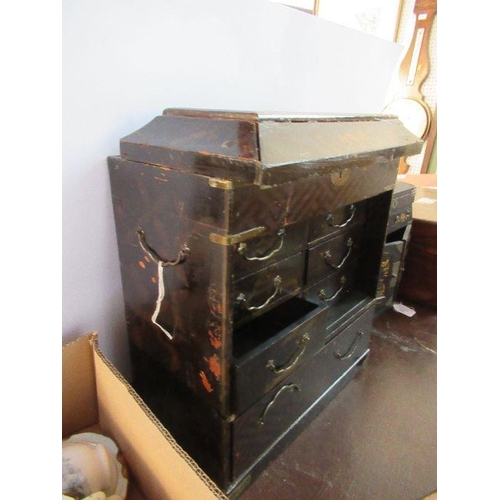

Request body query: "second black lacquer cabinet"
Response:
[108, 108, 422, 496]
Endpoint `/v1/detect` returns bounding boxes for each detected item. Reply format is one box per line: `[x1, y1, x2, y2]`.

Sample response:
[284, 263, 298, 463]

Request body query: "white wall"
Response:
[63, 0, 402, 378]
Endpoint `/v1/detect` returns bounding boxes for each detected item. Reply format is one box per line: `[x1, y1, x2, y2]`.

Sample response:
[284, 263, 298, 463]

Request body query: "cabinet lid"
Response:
[119, 108, 423, 186]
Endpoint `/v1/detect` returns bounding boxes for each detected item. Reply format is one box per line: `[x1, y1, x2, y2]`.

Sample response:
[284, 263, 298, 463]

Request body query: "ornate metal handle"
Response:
[323, 238, 353, 270]
[237, 276, 282, 311]
[326, 205, 356, 228]
[237, 228, 286, 261]
[138, 229, 190, 267]
[394, 210, 411, 225]
[335, 332, 364, 360]
[258, 383, 301, 426]
[266, 333, 310, 375]
[137, 229, 190, 340]
[319, 276, 347, 302]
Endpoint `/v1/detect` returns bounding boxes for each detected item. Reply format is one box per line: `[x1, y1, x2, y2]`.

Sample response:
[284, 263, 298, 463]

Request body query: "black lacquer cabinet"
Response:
[108, 108, 422, 496]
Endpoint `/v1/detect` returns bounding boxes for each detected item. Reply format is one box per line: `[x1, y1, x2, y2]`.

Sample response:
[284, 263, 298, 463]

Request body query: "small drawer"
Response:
[308, 201, 367, 244]
[232, 297, 328, 414]
[325, 306, 373, 380]
[304, 265, 356, 307]
[232, 252, 304, 325]
[387, 182, 416, 234]
[303, 265, 358, 331]
[387, 207, 412, 234]
[231, 220, 308, 282]
[306, 225, 364, 286]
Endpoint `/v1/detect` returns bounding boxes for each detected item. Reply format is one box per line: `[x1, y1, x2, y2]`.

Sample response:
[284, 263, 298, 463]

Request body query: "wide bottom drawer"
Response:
[232, 297, 328, 415]
[232, 305, 374, 479]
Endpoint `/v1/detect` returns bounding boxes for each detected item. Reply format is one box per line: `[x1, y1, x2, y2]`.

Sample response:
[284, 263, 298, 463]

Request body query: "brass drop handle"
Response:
[323, 238, 353, 270]
[266, 333, 311, 375]
[237, 228, 286, 261]
[138, 229, 190, 267]
[319, 276, 347, 302]
[335, 332, 364, 360]
[237, 276, 282, 311]
[258, 383, 301, 426]
[137, 229, 190, 340]
[326, 204, 356, 228]
[394, 210, 411, 225]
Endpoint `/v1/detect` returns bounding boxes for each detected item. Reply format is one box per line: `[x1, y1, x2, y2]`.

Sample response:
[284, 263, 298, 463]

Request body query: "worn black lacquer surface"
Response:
[108, 109, 422, 494]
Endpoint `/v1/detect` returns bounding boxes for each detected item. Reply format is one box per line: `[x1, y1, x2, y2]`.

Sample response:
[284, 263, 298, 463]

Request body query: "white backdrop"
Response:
[62, 0, 402, 377]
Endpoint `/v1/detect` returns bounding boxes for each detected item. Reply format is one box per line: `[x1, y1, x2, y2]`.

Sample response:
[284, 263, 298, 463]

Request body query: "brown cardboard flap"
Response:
[62, 333, 99, 438]
[91, 339, 228, 500]
[413, 186, 437, 223]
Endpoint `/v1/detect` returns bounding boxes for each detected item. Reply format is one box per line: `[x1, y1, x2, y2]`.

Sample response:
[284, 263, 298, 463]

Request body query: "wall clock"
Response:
[384, 0, 437, 145]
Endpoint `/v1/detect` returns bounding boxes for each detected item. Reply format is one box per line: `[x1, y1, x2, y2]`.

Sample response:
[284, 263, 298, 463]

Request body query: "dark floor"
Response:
[239, 302, 437, 500]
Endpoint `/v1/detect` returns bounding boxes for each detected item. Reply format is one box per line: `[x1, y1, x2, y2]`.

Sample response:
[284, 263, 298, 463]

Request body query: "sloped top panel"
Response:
[119, 108, 422, 185]
[256, 116, 422, 184]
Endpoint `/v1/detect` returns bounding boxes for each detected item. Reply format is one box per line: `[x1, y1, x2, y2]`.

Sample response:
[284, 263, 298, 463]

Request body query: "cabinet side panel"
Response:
[108, 156, 228, 230]
[108, 157, 230, 413]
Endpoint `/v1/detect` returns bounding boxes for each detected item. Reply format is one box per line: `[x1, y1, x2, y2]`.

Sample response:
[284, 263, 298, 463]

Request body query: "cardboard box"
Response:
[413, 186, 437, 223]
[398, 173, 437, 223]
[62, 333, 228, 500]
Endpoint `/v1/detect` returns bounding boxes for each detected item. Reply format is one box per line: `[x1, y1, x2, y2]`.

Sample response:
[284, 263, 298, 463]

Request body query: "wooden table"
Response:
[396, 174, 437, 309]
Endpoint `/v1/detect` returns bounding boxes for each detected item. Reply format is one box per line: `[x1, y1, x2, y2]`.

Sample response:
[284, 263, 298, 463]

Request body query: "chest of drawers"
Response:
[108, 108, 421, 496]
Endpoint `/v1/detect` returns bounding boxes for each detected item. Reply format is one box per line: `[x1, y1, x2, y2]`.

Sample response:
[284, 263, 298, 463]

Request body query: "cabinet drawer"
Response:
[304, 265, 356, 307]
[230, 220, 308, 282]
[232, 297, 328, 414]
[232, 253, 305, 325]
[306, 225, 363, 286]
[387, 182, 416, 234]
[326, 307, 373, 380]
[308, 200, 367, 244]
[388, 207, 412, 234]
[232, 304, 374, 479]
[303, 266, 358, 331]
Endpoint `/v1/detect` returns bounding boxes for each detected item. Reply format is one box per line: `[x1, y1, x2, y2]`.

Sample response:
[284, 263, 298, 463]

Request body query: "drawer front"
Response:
[303, 266, 358, 331]
[304, 265, 356, 308]
[232, 306, 374, 479]
[387, 207, 412, 234]
[230, 220, 308, 282]
[391, 184, 416, 210]
[232, 252, 305, 325]
[306, 225, 364, 286]
[326, 307, 373, 380]
[232, 298, 328, 414]
[308, 200, 367, 245]
[387, 184, 416, 233]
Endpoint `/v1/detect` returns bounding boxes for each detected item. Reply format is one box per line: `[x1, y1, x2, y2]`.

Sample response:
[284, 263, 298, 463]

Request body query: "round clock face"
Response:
[383, 97, 431, 139]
